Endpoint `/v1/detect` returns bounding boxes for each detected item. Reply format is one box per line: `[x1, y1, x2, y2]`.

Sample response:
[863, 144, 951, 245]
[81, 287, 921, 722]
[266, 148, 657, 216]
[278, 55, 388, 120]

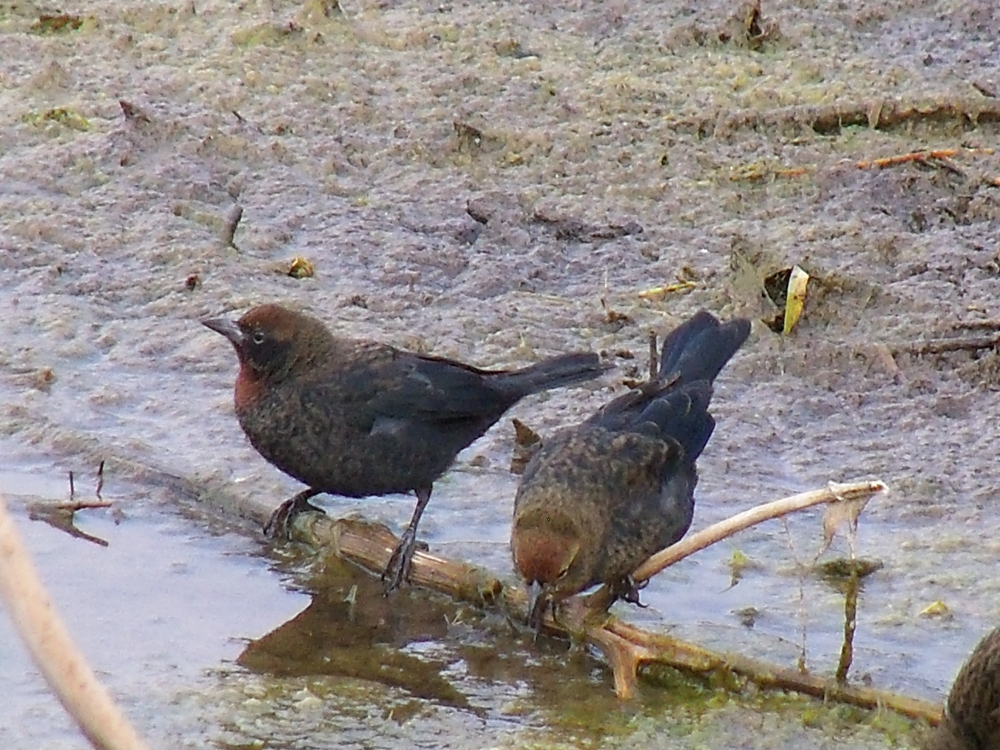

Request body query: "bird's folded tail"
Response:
[659, 311, 751, 386]
[635, 382, 717, 460]
[496, 352, 606, 397]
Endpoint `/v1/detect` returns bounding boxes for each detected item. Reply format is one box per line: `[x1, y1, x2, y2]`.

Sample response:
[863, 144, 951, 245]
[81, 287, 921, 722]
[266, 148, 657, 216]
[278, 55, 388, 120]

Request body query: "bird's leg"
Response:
[382, 485, 432, 594]
[263, 488, 324, 539]
[530, 605, 549, 641]
[611, 575, 649, 608]
[648, 329, 659, 380]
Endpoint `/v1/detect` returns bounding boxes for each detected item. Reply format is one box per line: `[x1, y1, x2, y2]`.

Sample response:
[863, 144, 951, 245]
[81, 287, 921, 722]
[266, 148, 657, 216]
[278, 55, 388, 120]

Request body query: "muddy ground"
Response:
[1, 0, 1000, 747]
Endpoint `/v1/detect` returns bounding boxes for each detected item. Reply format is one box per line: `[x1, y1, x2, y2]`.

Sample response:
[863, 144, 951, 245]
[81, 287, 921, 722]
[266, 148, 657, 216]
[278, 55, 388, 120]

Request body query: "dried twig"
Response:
[290, 513, 503, 606]
[595, 617, 939, 719]
[0, 491, 149, 750]
[675, 97, 1000, 137]
[892, 333, 1000, 356]
[28, 502, 113, 547]
[856, 149, 961, 169]
[222, 204, 243, 247]
[637, 281, 697, 300]
[30, 463, 113, 546]
[634, 481, 883, 585]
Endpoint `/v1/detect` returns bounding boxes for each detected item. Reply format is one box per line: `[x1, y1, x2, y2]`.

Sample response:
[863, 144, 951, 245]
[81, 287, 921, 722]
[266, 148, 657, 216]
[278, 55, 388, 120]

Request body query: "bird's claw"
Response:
[528, 600, 552, 640]
[613, 576, 649, 607]
[263, 490, 324, 539]
[382, 527, 417, 594]
[525, 580, 552, 639]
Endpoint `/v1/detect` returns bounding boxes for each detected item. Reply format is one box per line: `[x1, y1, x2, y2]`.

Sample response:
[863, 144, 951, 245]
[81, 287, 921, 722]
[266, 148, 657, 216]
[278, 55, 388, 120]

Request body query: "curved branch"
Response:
[582, 480, 884, 613]
[642, 481, 882, 581]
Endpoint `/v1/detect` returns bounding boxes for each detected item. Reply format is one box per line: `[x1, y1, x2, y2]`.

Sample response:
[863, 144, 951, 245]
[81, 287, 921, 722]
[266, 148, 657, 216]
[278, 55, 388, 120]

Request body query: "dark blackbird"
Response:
[203, 303, 606, 592]
[511, 310, 750, 628]
[924, 627, 1000, 750]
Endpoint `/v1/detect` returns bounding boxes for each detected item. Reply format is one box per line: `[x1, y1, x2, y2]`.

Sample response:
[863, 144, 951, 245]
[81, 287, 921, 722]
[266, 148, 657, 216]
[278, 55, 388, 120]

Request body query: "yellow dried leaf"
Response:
[919, 601, 950, 618]
[728, 549, 754, 587]
[783, 265, 809, 334]
[287, 257, 315, 279]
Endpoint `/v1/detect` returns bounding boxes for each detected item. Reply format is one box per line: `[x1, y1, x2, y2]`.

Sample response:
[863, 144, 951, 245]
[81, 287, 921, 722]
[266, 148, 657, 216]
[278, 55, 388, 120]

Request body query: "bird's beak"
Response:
[526, 580, 547, 637]
[202, 317, 245, 348]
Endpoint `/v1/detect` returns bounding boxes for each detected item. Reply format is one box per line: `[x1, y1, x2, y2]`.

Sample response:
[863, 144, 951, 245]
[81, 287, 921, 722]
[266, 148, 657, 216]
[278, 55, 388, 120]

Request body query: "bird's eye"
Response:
[252, 331, 265, 345]
[556, 567, 571, 580]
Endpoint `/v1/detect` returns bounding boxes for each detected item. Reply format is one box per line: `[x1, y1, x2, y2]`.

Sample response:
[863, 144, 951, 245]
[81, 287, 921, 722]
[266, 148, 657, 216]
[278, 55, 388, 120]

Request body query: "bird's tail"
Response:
[587, 310, 749, 448]
[624, 310, 749, 459]
[496, 352, 606, 397]
[658, 310, 751, 386]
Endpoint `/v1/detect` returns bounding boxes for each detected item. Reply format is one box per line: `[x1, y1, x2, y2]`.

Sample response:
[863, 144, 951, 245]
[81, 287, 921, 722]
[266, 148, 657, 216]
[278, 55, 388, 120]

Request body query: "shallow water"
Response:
[0, 451, 308, 749]
[3, 0, 1000, 746]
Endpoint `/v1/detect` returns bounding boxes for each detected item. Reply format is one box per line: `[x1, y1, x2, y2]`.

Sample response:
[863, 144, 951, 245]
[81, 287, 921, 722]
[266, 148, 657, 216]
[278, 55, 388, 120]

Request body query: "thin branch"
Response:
[28, 501, 112, 547]
[634, 480, 885, 583]
[673, 97, 1000, 137]
[856, 149, 961, 169]
[600, 618, 940, 719]
[0, 492, 149, 750]
[30, 462, 114, 546]
[222, 204, 243, 247]
[892, 333, 1000, 356]
[836, 567, 860, 684]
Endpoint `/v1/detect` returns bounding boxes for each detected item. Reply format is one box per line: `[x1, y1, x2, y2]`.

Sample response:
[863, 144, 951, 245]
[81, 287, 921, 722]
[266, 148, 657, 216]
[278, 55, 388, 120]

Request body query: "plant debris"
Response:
[286, 256, 315, 279]
[23, 108, 90, 131]
[510, 418, 542, 474]
[30, 14, 85, 34]
[762, 265, 809, 334]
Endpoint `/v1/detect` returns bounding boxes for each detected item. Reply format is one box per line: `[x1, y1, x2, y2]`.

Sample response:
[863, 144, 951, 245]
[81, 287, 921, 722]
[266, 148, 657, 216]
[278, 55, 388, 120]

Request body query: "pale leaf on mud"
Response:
[820, 481, 874, 557]
[727, 549, 756, 589]
[783, 265, 809, 334]
[919, 601, 951, 618]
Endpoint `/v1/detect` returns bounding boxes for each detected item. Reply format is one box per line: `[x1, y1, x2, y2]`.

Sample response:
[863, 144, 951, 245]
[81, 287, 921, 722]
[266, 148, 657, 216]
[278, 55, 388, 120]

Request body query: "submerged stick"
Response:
[0, 492, 149, 750]
[599, 618, 940, 719]
[836, 565, 860, 684]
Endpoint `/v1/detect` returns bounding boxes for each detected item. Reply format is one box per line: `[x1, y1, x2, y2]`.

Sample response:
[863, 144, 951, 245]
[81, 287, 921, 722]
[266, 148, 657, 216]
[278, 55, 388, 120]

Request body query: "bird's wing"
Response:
[602, 433, 693, 555]
[368, 353, 512, 421]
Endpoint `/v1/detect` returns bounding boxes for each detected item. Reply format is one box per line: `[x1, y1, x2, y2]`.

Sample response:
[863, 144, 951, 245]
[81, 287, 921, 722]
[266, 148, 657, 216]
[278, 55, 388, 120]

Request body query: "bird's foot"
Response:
[263, 489, 324, 539]
[528, 598, 553, 640]
[612, 576, 649, 607]
[382, 527, 418, 594]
